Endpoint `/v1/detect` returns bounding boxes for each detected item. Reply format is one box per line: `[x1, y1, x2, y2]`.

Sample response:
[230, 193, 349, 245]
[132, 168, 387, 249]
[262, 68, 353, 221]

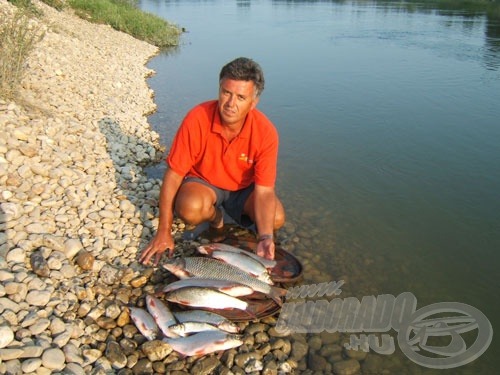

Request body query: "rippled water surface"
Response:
[138, 0, 500, 372]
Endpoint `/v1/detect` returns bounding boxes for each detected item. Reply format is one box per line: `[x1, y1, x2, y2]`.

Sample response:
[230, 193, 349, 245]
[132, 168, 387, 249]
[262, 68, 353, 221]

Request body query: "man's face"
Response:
[218, 78, 259, 127]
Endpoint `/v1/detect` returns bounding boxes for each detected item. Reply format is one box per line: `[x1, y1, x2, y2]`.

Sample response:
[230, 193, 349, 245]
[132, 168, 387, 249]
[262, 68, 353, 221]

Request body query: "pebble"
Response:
[333, 358, 361, 375]
[141, 340, 173, 362]
[26, 289, 51, 306]
[41, 347, 66, 371]
[75, 250, 95, 270]
[30, 251, 50, 277]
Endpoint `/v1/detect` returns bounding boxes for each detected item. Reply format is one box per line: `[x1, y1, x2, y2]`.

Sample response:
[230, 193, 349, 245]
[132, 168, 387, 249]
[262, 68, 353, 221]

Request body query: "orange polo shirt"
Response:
[167, 100, 278, 191]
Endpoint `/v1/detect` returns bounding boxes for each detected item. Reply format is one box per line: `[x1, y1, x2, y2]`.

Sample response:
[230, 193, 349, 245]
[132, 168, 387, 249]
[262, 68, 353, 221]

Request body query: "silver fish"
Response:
[163, 257, 286, 305]
[163, 331, 243, 357]
[161, 277, 254, 297]
[165, 286, 249, 311]
[211, 250, 273, 284]
[168, 321, 221, 336]
[145, 295, 178, 338]
[128, 306, 158, 341]
[197, 242, 277, 269]
[174, 310, 240, 333]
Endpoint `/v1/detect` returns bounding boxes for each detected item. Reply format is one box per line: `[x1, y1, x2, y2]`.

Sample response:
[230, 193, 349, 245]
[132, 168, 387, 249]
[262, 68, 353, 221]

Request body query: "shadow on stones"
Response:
[0, 204, 7, 258]
[97, 117, 166, 262]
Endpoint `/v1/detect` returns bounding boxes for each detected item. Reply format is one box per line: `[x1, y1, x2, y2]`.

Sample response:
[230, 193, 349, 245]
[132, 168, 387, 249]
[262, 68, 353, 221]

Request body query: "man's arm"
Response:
[253, 184, 278, 260]
[139, 168, 184, 265]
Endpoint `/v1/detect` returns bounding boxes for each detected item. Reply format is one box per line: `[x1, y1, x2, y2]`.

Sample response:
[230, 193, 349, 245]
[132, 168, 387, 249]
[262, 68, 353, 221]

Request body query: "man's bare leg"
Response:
[174, 181, 225, 241]
[243, 192, 286, 230]
[175, 182, 219, 225]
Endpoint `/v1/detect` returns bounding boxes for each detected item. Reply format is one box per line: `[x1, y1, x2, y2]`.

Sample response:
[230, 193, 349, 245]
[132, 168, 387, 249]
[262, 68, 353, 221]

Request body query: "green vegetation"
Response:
[7, 0, 181, 47]
[0, 8, 43, 99]
[67, 0, 181, 48]
[1, 0, 181, 99]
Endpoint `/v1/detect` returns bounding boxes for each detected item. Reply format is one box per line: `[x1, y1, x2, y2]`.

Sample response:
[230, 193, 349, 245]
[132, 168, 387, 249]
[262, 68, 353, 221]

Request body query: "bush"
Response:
[0, 8, 44, 99]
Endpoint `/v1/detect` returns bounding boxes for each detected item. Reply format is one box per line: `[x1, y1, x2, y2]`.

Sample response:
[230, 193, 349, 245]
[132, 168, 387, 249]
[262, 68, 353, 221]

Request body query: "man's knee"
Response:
[175, 198, 204, 225]
[274, 206, 286, 230]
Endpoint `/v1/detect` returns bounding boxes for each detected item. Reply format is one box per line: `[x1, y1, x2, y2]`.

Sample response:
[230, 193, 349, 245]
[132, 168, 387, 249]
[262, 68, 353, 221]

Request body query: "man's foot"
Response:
[205, 207, 226, 242]
[210, 207, 224, 230]
[204, 225, 226, 242]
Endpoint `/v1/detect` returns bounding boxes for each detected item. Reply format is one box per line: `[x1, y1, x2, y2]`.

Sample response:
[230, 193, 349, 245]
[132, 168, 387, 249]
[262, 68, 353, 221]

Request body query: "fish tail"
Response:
[269, 286, 287, 306]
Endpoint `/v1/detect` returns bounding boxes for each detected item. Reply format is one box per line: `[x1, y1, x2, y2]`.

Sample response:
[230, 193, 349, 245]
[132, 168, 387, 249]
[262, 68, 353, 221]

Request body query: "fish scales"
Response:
[197, 243, 277, 269]
[174, 310, 239, 333]
[169, 321, 221, 336]
[145, 295, 178, 338]
[128, 306, 158, 341]
[211, 250, 273, 284]
[163, 257, 286, 305]
[162, 277, 254, 297]
[163, 331, 243, 357]
[184, 257, 271, 294]
[165, 286, 249, 311]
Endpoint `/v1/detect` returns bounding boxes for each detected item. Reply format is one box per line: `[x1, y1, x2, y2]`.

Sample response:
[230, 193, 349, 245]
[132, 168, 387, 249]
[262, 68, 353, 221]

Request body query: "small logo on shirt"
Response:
[239, 153, 253, 164]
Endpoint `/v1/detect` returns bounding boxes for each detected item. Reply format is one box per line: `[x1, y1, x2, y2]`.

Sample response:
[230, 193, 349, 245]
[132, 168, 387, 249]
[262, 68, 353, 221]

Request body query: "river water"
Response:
[138, 0, 500, 373]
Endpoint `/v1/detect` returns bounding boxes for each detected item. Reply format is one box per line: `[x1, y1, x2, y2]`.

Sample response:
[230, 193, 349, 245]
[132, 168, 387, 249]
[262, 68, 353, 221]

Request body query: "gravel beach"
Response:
[0, 1, 297, 374]
[0, 1, 398, 374]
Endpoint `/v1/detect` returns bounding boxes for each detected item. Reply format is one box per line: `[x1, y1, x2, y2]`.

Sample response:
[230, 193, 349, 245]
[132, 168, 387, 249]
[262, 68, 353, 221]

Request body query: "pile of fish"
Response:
[129, 243, 287, 357]
[129, 295, 243, 356]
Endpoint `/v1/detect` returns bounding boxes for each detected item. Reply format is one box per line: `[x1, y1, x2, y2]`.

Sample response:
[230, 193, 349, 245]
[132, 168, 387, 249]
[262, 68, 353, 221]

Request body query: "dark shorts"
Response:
[183, 177, 255, 229]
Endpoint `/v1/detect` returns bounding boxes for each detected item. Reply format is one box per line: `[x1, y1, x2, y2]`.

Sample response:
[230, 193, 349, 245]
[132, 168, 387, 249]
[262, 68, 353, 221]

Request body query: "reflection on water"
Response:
[139, 0, 500, 373]
[485, 17, 500, 70]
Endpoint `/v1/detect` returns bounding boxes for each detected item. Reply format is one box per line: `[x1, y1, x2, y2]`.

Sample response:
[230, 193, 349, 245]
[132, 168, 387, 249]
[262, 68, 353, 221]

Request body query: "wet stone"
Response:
[262, 360, 278, 375]
[333, 358, 361, 375]
[141, 340, 173, 362]
[320, 331, 341, 344]
[308, 335, 322, 351]
[106, 341, 127, 370]
[345, 347, 368, 361]
[190, 356, 220, 375]
[308, 352, 328, 372]
[268, 326, 292, 337]
[165, 360, 185, 372]
[234, 351, 262, 368]
[133, 358, 154, 375]
[290, 340, 308, 361]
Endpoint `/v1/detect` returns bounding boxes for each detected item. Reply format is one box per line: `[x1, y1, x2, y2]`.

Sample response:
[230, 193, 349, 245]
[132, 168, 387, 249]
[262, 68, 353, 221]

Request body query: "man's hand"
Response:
[256, 237, 275, 260]
[139, 233, 174, 266]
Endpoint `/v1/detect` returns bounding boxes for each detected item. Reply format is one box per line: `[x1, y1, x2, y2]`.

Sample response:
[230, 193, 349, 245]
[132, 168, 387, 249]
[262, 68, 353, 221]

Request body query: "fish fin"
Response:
[269, 286, 287, 306]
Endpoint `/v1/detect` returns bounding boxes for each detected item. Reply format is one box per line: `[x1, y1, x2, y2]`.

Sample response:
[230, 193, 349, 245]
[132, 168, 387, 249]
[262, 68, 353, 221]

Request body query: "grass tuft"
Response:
[0, 8, 44, 100]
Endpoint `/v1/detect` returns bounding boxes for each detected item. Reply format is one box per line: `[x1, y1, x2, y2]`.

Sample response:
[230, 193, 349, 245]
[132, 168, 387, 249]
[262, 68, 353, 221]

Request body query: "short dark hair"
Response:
[219, 57, 265, 97]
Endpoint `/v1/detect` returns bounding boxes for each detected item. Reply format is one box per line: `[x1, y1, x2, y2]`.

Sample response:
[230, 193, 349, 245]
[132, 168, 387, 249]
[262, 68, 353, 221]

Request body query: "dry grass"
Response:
[0, 8, 44, 100]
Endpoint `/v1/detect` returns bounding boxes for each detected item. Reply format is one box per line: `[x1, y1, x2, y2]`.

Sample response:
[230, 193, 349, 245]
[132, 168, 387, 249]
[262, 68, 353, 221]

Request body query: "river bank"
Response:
[0, 1, 302, 374]
[1, 0, 171, 373]
[0, 1, 401, 374]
